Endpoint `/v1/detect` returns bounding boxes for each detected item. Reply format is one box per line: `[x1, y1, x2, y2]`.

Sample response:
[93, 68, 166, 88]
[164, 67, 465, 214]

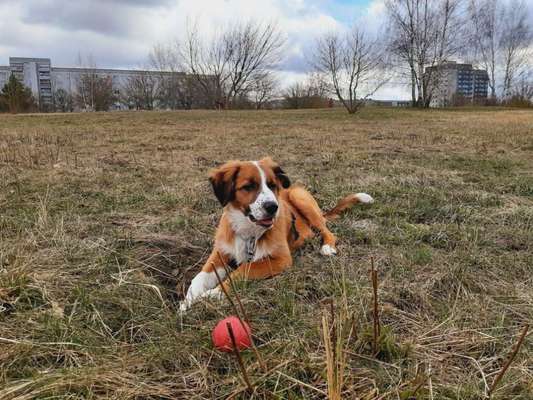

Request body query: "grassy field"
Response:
[1, 107, 532, 399]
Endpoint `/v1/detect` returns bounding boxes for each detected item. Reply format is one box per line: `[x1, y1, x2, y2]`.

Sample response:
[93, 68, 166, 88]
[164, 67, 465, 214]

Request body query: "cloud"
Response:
[19, 2, 141, 37]
[0, 0, 411, 98]
[0, 0, 347, 67]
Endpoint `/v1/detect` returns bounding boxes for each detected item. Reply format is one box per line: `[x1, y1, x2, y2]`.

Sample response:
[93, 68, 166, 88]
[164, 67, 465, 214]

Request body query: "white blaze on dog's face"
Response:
[209, 157, 291, 232]
[249, 161, 278, 224]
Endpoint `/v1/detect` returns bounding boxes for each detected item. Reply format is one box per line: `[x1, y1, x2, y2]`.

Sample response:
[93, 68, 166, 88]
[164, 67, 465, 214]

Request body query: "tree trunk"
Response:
[411, 68, 417, 107]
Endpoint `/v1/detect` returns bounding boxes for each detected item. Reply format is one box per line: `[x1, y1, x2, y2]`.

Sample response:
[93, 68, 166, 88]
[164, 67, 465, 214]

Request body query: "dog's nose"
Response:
[263, 201, 278, 216]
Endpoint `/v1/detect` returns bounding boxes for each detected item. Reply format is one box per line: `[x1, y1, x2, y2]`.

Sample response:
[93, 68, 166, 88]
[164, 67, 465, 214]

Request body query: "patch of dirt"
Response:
[124, 234, 206, 302]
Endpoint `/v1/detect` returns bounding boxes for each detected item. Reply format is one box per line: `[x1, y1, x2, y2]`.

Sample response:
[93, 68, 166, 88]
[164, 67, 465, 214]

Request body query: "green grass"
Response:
[1, 107, 532, 399]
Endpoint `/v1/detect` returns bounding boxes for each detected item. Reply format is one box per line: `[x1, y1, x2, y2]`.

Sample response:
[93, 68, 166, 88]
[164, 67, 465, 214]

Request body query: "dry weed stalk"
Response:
[226, 322, 254, 393]
[322, 302, 346, 400]
[370, 256, 380, 355]
[488, 324, 529, 397]
[428, 362, 434, 400]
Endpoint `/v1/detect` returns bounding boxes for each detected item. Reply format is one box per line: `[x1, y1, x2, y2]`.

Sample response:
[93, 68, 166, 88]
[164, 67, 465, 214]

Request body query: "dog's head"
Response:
[209, 157, 291, 228]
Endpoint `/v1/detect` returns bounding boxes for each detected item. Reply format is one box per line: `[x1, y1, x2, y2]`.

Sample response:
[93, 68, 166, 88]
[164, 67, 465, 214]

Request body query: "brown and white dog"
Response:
[180, 157, 373, 311]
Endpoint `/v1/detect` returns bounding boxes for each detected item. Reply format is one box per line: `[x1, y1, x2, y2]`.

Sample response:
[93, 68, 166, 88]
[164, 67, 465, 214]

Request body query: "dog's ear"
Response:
[261, 157, 291, 189]
[209, 161, 241, 206]
[274, 165, 291, 188]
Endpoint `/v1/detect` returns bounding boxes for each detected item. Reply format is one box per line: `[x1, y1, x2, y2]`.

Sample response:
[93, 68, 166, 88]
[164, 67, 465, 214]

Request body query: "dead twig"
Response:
[211, 262, 239, 313]
[227, 322, 254, 393]
[226, 359, 292, 399]
[488, 324, 529, 397]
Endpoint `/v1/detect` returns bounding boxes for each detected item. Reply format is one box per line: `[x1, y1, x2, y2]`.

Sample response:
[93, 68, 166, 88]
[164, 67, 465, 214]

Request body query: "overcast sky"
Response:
[2, 0, 530, 100]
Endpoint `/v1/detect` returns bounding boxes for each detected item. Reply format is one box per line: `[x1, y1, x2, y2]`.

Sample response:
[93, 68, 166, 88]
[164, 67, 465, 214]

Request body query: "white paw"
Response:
[356, 193, 374, 204]
[320, 244, 337, 256]
[179, 287, 223, 313]
[201, 287, 224, 301]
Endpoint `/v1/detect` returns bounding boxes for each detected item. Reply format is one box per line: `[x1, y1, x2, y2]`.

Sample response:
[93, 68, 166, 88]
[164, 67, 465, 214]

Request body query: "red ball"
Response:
[212, 316, 252, 352]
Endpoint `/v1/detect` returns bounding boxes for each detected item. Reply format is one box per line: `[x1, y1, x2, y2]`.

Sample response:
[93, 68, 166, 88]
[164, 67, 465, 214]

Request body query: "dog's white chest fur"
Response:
[220, 236, 272, 265]
[218, 206, 273, 265]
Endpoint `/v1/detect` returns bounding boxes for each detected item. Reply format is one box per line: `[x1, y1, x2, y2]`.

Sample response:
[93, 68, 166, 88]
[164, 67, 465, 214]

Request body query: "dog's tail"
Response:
[323, 193, 374, 221]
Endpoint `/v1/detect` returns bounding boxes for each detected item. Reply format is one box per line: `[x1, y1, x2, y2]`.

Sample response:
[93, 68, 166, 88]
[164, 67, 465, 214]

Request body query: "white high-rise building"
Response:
[425, 61, 489, 107]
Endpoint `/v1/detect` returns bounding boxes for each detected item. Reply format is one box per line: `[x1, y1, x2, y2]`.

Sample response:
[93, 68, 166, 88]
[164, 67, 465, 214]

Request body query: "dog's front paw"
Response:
[201, 286, 224, 301]
[179, 287, 224, 313]
[320, 244, 337, 256]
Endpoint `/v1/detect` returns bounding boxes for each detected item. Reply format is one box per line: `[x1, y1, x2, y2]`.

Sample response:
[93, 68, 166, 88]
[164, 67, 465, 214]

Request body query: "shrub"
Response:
[0, 74, 37, 113]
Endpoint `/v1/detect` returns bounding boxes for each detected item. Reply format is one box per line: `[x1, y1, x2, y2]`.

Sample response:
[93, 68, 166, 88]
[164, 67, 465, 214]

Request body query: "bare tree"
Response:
[507, 69, 533, 106]
[499, 2, 532, 98]
[53, 88, 73, 112]
[122, 71, 159, 110]
[75, 73, 115, 111]
[468, 0, 532, 99]
[249, 72, 278, 109]
[386, 0, 464, 107]
[180, 20, 284, 109]
[149, 44, 190, 109]
[74, 55, 116, 111]
[313, 28, 389, 113]
[468, 0, 500, 99]
[282, 73, 331, 109]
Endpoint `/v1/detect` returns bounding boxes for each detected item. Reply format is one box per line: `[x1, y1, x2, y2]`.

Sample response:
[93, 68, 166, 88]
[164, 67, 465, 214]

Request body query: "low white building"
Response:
[0, 57, 186, 111]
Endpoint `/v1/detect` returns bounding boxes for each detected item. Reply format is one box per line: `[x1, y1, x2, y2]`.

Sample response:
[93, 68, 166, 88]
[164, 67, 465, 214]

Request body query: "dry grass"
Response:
[1, 107, 532, 399]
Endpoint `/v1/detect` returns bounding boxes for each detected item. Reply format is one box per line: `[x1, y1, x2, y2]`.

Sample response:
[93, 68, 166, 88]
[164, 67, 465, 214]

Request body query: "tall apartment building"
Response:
[425, 61, 489, 107]
[0, 56, 185, 110]
[8, 57, 54, 106]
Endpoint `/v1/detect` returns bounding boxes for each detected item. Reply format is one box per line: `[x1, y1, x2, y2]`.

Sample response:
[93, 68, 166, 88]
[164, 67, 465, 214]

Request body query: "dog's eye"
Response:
[241, 183, 257, 192]
[267, 181, 277, 190]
